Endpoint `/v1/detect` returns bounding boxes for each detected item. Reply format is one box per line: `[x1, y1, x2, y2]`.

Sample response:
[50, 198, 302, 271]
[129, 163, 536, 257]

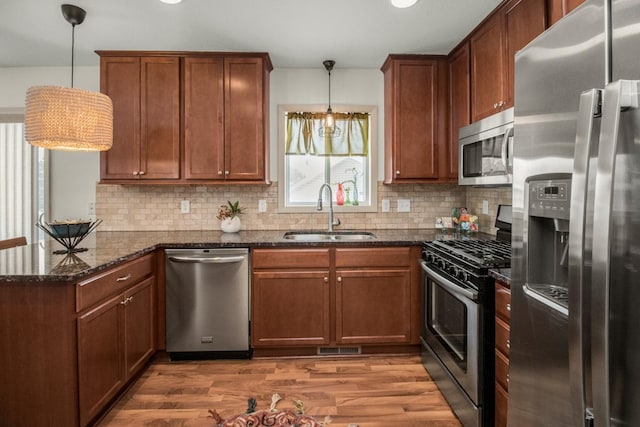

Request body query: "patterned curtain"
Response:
[285, 112, 369, 156]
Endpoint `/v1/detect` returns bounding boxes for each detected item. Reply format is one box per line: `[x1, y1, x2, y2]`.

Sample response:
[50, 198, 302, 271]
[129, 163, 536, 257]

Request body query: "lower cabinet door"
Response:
[124, 277, 155, 377]
[495, 381, 509, 427]
[335, 268, 412, 344]
[252, 270, 330, 347]
[77, 294, 124, 426]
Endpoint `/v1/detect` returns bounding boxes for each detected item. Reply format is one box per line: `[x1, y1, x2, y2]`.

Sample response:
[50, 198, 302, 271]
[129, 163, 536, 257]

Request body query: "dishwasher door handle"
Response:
[168, 255, 246, 264]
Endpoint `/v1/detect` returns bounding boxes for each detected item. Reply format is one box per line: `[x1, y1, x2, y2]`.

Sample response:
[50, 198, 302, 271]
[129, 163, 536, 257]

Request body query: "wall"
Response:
[465, 186, 512, 234]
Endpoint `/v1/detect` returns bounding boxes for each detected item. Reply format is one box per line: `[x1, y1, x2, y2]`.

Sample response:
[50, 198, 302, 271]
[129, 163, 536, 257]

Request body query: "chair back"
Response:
[0, 236, 27, 250]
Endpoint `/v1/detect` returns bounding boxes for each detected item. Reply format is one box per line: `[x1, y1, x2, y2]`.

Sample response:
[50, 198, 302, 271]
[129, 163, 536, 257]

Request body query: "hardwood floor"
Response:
[99, 354, 461, 427]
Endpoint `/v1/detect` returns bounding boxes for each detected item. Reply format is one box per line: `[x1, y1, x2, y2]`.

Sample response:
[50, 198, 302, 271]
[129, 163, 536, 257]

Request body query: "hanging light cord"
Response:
[327, 67, 331, 111]
[70, 23, 76, 88]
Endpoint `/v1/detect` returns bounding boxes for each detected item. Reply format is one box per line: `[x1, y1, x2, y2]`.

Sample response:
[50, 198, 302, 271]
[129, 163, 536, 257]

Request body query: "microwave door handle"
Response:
[568, 88, 602, 426]
[501, 126, 512, 173]
[591, 80, 640, 427]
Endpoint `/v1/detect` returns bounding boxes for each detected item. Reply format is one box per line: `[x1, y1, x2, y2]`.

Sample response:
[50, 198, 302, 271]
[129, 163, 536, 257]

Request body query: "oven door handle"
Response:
[420, 261, 478, 301]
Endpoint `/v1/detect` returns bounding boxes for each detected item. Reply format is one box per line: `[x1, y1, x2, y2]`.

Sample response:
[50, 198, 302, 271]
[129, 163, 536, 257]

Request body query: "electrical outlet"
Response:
[258, 199, 267, 213]
[180, 200, 190, 214]
[88, 202, 95, 216]
[397, 199, 411, 212]
[482, 200, 489, 214]
[381, 199, 390, 212]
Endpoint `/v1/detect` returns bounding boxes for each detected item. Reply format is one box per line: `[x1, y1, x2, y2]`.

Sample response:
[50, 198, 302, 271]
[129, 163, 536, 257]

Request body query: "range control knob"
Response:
[457, 269, 469, 282]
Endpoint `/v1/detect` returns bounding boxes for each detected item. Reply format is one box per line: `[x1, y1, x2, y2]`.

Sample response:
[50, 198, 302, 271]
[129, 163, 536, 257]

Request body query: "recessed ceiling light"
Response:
[160, 0, 182, 4]
[390, 0, 419, 8]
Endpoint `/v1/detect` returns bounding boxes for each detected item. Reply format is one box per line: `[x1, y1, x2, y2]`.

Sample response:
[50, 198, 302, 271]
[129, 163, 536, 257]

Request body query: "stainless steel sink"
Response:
[282, 231, 377, 241]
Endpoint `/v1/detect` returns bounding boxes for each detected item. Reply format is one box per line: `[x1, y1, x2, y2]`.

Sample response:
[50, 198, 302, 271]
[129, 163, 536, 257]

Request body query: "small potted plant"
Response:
[217, 200, 243, 233]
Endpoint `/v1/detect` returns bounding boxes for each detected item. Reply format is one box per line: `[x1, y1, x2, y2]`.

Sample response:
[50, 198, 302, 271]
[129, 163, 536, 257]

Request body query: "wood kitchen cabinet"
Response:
[251, 246, 421, 354]
[251, 248, 331, 347]
[470, 0, 547, 121]
[494, 279, 511, 427]
[447, 42, 471, 181]
[98, 51, 271, 184]
[0, 252, 156, 427]
[548, 0, 585, 26]
[77, 255, 155, 426]
[381, 55, 449, 183]
[99, 56, 180, 180]
[335, 247, 414, 344]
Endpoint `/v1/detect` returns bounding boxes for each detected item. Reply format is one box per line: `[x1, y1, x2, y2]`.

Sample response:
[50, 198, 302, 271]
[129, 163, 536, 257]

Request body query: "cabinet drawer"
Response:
[76, 253, 154, 312]
[496, 315, 511, 357]
[495, 348, 509, 391]
[252, 248, 330, 269]
[335, 247, 411, 268]
[495, 381, 509, 427]
[495, 281, 511, 322]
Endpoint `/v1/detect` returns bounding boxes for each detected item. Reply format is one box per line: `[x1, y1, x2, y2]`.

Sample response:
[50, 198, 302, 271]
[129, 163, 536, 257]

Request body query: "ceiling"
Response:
[1, 0, 502, 69]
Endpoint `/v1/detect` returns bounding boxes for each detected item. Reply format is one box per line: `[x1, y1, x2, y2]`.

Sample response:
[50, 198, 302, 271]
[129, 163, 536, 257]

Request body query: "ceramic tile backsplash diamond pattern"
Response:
[95, 182, 476, 232]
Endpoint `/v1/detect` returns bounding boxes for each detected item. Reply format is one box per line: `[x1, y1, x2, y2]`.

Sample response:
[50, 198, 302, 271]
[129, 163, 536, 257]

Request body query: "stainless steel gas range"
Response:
[420, 208, 511, 427]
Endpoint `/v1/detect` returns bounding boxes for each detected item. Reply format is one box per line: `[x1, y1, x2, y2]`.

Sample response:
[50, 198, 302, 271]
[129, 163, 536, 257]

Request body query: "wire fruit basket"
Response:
[37, 214, 102, 254]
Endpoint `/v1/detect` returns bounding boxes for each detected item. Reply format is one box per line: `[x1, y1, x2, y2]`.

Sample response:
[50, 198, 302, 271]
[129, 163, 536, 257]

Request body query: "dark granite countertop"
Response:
[489, 268, 512, 286]
[0, 229, 495, 282]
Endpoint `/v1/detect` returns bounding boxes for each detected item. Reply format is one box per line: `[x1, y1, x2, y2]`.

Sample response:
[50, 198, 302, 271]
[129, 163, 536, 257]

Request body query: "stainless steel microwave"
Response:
[458, 108, 513, 186]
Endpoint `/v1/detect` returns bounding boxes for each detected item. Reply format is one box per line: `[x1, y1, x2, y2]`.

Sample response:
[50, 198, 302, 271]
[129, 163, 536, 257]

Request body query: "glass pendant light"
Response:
[24, 4, 113, 151]
[320, 59, 340, 137]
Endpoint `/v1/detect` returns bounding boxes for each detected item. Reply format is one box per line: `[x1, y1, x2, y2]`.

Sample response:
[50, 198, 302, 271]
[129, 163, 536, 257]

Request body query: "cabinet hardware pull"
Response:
[218, 170, 223, 176]
[139, 171, 145, 175]
[506, 303, 511, 311]
[224, 170, 230, 175]
[116, 273, 131, 282]
[120, 299, 126, 305]
[324, 277, 328, 283]
[507, 374, 510, 383]
[506, 339, 511, 349]
[395, 170, 400, 175]
[132, 171, 139, 176]
[494, 102, 498, 108]
[337, 277, 342, 283]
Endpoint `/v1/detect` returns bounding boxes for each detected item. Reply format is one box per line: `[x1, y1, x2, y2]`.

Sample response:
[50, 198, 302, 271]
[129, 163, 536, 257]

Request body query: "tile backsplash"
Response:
[96, 182, 511, 234]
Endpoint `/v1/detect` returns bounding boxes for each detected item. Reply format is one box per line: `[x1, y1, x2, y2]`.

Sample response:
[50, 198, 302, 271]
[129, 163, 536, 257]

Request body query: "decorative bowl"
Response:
[47, 220, 93, 238]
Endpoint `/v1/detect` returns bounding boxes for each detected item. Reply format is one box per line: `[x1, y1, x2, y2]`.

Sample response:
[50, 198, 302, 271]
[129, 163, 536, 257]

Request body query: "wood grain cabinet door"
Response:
[448, 42, 471, 180]
[335, 268, 412, 344]
[123, 276, 155, 378]
[100, 56, 141, 180]
[77, 294, 124, 427]
[224, 57, 266, 181]
[183, 56, 225, 180]
[252, 270, 331, 347]
[504, 0, 547, 108]
[139, 57, 181, 179]
[470, 12, 507, 122]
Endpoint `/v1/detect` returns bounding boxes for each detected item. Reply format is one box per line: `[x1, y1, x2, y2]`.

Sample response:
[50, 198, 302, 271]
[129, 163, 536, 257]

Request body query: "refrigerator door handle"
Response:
[568, 88, 602, 426]
[591, 79, 640, 427]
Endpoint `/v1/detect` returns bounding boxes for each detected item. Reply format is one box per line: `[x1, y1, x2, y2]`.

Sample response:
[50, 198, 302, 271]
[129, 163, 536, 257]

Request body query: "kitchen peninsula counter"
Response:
[0, 229, 494, 282]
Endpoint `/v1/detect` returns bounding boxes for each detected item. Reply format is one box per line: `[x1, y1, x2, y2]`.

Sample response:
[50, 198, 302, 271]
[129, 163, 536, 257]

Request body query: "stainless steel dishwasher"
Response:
[165, 248, 250, 359]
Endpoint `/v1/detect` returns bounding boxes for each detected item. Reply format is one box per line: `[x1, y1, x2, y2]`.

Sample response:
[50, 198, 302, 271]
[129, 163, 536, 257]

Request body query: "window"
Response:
[278, 105, 377, 212]
[0, 110, 48, 242]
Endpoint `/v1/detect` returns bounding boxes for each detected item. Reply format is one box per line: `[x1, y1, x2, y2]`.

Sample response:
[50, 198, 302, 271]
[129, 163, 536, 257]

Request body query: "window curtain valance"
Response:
[285, 112, 369, 156]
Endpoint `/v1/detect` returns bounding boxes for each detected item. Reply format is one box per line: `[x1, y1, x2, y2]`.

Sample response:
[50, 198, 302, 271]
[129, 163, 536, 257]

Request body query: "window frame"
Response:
[277, 104, 378, 213]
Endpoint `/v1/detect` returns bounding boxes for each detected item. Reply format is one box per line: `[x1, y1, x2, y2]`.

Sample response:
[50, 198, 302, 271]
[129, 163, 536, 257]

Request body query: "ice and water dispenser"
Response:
[525, 176, 571, 310]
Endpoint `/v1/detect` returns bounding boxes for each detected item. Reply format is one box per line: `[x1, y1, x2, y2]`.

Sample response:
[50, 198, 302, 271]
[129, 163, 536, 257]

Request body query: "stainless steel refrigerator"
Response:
[510, 0, 640, 425]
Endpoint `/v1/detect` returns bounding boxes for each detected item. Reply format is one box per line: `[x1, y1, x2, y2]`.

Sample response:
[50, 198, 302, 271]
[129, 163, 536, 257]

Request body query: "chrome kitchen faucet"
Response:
[317, 183, 341, 232]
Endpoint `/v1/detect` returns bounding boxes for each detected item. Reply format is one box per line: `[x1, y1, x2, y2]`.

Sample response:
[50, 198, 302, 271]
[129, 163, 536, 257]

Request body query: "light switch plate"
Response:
[180, 200, 190, 214]
[381, 199, 390, 212]
[258, 199, 267, 213]
[482, 200, 489, 214]
[397, 199, 411, 212]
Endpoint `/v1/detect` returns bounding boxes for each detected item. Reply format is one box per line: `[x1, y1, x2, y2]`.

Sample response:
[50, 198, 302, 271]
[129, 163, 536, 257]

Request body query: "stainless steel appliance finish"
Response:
[421, 236, 511, 427]
[458, 108, 513, 186]
[510, 0, 640, 425]
[165, 248, 250, 359]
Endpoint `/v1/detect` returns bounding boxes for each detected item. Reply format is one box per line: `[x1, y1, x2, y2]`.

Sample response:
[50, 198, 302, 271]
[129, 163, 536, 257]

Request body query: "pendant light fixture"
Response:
[320, 59, 340, 137]
[390, 0, 419, 8]
[25, 4, 113, 152]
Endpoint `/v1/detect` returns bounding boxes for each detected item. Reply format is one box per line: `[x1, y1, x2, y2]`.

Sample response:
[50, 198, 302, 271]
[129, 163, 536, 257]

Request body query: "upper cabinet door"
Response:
[224, 57, 267, 181]
[382, 56, 442, 182]
[548, 0, 586, 26]
[139, 57, 181, 179]
[183, 57, 225, 180]
[504, 0, 547, 108]
[470, 12, 507, 122]
[100, 57, 141, 180]
[448, 42, 471, 180]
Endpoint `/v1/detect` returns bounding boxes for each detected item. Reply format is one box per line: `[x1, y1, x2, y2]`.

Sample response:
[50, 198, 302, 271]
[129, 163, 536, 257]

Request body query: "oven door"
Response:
[420, 261, 480, 404]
